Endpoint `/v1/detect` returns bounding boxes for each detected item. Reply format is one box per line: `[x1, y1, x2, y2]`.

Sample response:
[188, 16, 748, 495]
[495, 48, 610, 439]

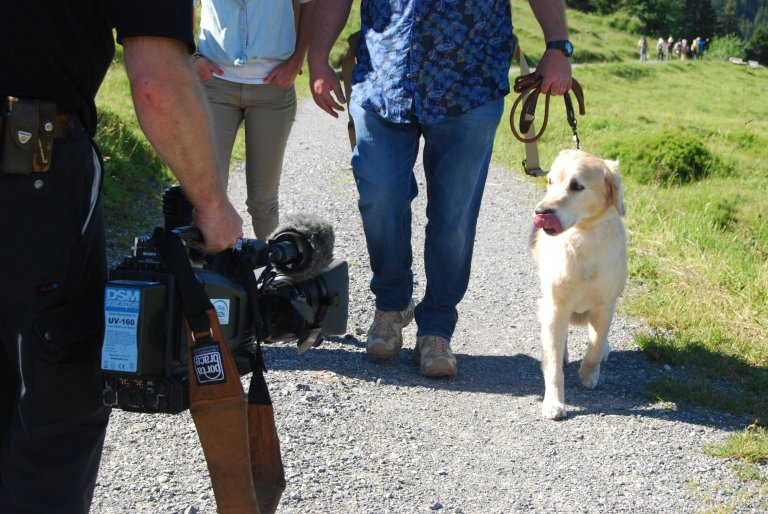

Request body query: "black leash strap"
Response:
[564, 91, 581, 149]
[150, 227, 213, 339]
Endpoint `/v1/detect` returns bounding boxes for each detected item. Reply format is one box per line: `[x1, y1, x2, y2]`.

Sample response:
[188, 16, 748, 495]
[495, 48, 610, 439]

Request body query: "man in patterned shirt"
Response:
[309, 0, 572, 377]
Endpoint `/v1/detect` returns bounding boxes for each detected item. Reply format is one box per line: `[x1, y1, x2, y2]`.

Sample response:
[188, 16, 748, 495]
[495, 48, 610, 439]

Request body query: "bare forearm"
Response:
[123, 37, 225, 210]
[123, 36, 242, 250]
[291, 1, 315, 68]
[528, 0, 568, 42]
[308, 0, 353, 67]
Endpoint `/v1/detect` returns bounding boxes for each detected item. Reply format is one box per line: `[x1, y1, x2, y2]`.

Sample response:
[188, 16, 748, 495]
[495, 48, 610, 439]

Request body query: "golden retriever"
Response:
[530, 149, 627, 420]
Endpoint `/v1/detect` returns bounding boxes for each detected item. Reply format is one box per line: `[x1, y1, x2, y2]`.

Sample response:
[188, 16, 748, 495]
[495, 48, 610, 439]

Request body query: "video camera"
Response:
[100, 187, 349, 414]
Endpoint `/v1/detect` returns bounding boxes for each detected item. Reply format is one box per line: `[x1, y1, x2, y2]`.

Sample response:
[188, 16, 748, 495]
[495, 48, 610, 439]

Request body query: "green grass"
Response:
[707, 425, 768, 464]
[704, 425, 768, 504]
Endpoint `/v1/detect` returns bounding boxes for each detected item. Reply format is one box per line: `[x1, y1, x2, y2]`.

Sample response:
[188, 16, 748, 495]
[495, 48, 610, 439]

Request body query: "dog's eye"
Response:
[569, 180, 584, 192]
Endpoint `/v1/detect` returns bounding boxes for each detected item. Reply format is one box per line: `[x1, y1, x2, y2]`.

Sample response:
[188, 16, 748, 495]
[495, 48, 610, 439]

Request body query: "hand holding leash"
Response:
[509, 73, 585, 147]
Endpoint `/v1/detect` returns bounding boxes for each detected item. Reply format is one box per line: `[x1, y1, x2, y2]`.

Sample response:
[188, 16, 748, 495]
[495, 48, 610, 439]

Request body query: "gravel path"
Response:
[92, 99, 765, 514]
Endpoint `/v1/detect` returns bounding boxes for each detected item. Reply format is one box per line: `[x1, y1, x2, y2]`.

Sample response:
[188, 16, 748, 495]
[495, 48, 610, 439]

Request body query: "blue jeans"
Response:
[350, 97, 504, 340]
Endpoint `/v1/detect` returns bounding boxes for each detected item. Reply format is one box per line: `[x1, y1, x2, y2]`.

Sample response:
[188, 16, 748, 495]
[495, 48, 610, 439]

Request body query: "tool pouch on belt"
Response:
[1, 96, 57, 174]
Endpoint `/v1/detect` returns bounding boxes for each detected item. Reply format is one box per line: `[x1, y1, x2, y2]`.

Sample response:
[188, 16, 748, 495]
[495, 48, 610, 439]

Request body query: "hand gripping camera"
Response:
[100, 187, 349, 414]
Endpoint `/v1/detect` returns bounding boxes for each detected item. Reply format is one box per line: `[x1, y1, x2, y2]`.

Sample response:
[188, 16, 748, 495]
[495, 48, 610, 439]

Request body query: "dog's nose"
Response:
[535, 207, 555, 215]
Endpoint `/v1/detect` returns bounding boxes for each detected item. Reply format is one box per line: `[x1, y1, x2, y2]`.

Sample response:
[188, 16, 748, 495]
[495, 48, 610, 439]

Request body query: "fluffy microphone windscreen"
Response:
[267, 214, 335, 282]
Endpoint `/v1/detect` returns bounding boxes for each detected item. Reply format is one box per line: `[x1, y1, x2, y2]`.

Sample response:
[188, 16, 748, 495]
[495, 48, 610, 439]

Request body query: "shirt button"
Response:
[412, 44, 417, 50]
[34, 179, 44, 190]
[406, 73, 411, 78]
[415, 16, 421, 21]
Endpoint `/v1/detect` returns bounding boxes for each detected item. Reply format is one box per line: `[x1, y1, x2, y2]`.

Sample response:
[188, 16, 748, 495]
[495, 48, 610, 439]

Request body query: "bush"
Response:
[605, 12, 643, 35]
[600, 131, 732, 186]
[706, 34, 746, 61]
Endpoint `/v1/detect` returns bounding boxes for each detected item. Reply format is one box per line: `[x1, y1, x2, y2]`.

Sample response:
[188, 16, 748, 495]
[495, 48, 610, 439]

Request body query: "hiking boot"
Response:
[413, 335, 458, 377]
[366, 301, 415, 359]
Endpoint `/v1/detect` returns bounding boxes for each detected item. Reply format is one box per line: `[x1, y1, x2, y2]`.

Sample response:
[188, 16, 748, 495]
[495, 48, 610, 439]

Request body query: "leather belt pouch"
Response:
[1, 96, 57, 174]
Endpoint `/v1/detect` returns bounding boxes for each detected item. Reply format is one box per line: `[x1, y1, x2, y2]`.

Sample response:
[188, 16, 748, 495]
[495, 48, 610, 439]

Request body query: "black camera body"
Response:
[100, 188, 348, 414]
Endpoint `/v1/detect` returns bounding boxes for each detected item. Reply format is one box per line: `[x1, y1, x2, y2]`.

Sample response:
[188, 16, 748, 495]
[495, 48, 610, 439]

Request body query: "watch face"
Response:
[564, 41, 574, 56]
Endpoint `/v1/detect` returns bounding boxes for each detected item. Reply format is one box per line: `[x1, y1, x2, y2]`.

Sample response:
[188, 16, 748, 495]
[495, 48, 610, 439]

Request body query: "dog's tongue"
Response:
[533, 213, 562, 233]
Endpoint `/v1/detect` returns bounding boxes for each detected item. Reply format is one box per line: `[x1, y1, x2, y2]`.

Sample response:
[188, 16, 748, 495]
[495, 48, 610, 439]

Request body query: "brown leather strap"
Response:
[248, 403, 286, 514]
[342, 31, 361, 150]
[513, 46, 546, 176]
[509, 74, 585, 144]
[52, 113, 72, 139]
[187, 310, 262, 514]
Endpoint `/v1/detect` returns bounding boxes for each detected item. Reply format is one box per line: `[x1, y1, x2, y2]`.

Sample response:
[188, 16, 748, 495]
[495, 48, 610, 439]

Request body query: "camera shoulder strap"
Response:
[230, 249, 287, 513]
[151, 228, 262, 514]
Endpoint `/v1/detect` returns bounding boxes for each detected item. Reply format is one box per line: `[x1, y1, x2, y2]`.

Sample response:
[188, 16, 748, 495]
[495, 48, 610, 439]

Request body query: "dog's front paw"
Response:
[542, 400, 567, 420]
[579, 365, 600, 389]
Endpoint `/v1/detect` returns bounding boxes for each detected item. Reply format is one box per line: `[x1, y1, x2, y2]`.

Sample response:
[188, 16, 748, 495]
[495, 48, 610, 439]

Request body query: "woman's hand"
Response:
[264, 58, 302, 88]
[193, 56, 223, 82]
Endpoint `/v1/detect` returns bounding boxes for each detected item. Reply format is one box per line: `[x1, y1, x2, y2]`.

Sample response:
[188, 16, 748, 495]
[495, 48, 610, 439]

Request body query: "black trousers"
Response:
[0, 124, 111, 513]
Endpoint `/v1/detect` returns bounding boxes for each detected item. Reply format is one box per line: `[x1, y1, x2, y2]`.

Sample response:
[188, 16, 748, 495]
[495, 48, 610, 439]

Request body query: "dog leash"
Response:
[509, 73, 586, 149]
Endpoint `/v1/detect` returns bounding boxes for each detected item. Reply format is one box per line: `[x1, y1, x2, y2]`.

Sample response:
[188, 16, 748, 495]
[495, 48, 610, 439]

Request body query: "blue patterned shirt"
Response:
[352, 0, 515, 124]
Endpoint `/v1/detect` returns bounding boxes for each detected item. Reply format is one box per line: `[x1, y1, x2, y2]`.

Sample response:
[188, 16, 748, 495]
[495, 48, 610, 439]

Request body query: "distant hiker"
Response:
[696, 37, 706, 57]
[666, 36, 674, 61]
[656, 37, 665, 61]
[639, 36, 648, 62]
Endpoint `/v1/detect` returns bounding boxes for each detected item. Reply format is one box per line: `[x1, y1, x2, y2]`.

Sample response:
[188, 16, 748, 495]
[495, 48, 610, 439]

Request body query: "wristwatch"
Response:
[546, 40, 574, 58]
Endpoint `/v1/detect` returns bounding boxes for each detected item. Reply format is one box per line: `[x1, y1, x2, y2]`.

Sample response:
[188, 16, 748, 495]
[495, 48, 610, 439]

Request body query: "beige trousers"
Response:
[203, 77, 297, 239]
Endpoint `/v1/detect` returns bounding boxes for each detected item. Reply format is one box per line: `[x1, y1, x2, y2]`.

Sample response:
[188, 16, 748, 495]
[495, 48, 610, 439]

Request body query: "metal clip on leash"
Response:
[564, 91, 580, 149]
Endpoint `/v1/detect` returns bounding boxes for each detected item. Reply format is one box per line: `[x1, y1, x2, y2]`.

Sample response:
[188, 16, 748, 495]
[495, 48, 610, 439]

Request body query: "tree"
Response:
[622, 0, 685, 36]
[744, 24, 768, 62]
[684, 0, 719, 39]
[718, 0, 740, 35]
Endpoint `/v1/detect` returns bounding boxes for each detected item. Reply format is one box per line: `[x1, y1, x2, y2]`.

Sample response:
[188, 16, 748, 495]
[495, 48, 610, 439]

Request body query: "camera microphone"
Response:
[265, 214, 335, 282]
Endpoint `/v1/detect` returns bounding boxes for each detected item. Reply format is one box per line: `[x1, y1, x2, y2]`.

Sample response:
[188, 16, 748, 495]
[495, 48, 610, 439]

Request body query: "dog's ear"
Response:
[604, 160, 625, 216]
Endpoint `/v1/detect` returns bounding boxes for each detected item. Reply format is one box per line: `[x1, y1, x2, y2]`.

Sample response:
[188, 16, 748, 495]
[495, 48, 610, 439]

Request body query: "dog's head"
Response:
[533, 149, 624, 236]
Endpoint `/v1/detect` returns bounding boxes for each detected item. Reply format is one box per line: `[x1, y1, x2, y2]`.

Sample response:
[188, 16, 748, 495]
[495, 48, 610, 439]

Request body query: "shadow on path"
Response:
[262, 337, 738, 428]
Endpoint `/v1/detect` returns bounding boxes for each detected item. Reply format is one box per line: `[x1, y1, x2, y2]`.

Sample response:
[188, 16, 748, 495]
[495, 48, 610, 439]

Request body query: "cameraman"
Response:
[0, 2, 242, 513]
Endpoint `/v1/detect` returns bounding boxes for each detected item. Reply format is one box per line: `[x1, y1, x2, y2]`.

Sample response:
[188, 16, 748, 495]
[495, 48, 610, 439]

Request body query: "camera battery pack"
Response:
[102, 280, 167, 374]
